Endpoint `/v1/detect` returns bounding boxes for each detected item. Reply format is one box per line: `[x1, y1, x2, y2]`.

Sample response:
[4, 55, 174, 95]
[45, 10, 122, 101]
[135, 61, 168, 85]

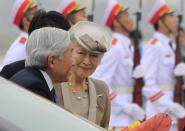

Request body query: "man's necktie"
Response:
[51, 88, 57, 103]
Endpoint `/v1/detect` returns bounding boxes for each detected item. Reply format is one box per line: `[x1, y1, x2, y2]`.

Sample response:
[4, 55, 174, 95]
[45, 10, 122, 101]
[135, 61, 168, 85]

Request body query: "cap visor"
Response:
[71, 7, 86, 14]
[117, 7, 129, 16]
[162, 11, 175, 17]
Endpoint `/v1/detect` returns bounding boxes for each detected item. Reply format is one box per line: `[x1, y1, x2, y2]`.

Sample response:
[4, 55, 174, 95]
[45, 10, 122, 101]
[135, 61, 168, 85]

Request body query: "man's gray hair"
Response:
[25, 27, 70, 69]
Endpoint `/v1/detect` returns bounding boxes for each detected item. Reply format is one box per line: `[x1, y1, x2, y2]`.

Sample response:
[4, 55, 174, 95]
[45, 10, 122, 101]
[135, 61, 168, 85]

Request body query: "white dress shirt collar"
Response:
[39, 70, 53, 91]
[154, 31, 171, 45]
[20, 31, 28, 38]
[112, 32, 131, 45]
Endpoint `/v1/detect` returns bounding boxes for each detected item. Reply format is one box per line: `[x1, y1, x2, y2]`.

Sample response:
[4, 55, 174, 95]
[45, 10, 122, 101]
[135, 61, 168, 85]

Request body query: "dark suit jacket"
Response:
[10, 67, 56, 102]
[0, 60, 25, 80]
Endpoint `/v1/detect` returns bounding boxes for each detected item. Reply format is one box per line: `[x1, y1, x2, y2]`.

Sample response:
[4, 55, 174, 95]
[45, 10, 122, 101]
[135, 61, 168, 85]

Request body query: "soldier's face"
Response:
[163, 14, 177, 35]
[72, 9, 88, 24]
[25, 6, 38, 22]
[22, 6, 38, 32]
[117, 11, 134, 32]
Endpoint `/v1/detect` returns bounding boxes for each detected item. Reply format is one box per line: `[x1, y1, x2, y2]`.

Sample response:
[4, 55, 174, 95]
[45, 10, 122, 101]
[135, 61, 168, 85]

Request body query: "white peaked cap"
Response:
[148, 0, 173, 25]
[102, 0, 127, 28]
[10, 0, 37, 27]
[57, 0, 84, 17]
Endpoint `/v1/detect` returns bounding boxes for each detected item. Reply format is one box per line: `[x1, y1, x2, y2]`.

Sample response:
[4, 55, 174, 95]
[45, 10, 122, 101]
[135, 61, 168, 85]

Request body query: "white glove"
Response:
[165, 103, 185, 119]
[174, 62, 185, 76]
[122, 103, 146, 121]
[133, 64, 144, 78]
[112, 102, 145, 121]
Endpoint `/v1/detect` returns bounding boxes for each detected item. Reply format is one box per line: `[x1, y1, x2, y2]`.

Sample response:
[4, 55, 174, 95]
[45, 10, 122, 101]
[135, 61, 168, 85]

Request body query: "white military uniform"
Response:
[0, 31, 28, 70]
[141, 32, 177, 125]
[0, 0, 36, 71]
[92, 32, 135, 127]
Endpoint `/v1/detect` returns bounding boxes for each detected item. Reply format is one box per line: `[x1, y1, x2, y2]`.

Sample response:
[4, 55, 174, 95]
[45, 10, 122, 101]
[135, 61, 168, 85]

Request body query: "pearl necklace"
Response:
[68, 81, 89, 100]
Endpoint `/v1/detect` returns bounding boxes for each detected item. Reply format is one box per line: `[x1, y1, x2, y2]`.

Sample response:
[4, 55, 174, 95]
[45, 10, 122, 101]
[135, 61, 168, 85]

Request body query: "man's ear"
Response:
[47, 55, 55, 69]
[112, 19, 119, 28]
[158, 19, 163, 27]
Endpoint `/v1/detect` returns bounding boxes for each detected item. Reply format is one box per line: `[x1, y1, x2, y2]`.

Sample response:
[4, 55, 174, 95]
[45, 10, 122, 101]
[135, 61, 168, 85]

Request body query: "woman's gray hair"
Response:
[25, 27, 70, 69]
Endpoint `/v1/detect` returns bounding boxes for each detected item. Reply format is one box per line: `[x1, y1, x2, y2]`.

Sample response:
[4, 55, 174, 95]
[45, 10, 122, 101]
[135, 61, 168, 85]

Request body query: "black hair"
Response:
[18, 21, 24, 30]
[153, 22, 159, 31]
[28, 9, 71, 35]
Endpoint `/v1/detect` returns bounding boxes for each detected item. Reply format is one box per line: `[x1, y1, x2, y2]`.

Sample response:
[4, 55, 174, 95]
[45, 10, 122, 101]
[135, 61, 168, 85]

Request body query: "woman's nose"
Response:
[83, 56, 91, 65]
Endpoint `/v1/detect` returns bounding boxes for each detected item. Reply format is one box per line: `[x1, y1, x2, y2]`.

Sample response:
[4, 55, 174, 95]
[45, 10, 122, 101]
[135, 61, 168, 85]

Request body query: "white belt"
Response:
[115, 87, 134, 94]
[160, 84, 174, 91]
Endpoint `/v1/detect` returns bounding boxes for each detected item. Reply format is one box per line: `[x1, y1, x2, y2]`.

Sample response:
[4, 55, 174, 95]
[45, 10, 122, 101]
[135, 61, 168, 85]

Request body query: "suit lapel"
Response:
[31, 68, 54, 102]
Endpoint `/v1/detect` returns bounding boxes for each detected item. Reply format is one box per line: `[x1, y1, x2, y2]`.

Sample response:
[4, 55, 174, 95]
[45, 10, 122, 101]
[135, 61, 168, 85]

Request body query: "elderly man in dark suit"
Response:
[10, 27, 72, 103]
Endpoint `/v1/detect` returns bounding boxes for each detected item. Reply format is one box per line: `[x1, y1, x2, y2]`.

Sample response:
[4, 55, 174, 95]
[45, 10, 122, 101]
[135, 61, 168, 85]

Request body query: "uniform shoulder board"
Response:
[149, 38, 158, 45]
[112, 38, 118, 45]
[19, 37, 27, 44]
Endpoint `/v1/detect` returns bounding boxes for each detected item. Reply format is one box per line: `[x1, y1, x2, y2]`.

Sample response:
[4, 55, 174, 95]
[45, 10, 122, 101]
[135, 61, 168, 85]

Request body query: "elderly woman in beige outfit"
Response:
[55, 21, 111, 129]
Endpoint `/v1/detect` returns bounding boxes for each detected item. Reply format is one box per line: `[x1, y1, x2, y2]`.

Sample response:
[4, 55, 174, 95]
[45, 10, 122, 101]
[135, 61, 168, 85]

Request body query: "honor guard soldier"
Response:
[0, 0, 39, 70]
[141, 0, 185, 130]
[91, 0, 145, 130]
[57, 0, 88, 25]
